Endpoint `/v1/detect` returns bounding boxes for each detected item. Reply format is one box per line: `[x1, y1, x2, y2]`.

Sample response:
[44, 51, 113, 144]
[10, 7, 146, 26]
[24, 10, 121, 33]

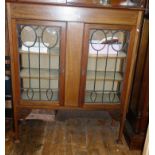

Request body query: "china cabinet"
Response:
[6, 0, 144, 142]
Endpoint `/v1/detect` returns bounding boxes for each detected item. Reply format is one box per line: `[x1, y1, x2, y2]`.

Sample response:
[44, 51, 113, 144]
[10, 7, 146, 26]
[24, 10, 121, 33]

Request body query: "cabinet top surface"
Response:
[7, 0, 145, 10]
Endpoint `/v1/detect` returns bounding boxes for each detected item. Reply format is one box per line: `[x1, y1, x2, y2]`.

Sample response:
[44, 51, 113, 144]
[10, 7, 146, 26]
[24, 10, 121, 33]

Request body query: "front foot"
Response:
[116, 139, 123, 144]
[13, 133, 20, 143]
[14, 139, 20, 144]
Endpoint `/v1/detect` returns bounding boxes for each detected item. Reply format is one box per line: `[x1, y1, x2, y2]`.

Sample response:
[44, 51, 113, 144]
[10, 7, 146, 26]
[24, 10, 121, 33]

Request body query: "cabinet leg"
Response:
[55, 110, 58, 115]
[117, 112, 126, 144]
[13, 112, 20, 143]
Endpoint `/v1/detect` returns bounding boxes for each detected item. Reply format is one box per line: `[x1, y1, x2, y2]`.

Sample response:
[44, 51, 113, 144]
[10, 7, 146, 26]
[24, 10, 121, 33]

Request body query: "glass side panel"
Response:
[85, 29, 130, 104]
[17, 24, 60, 101]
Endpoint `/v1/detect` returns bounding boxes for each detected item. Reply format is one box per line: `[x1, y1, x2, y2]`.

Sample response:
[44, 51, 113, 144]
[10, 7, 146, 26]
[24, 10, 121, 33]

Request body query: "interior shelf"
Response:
[21, 89, 59, 101]
[85, 91, 120, 103]
[20, 68, 59, 79]
[86, 70, 123, 81]
[19, 48, 60, 56]
[88, 51, 127, 59]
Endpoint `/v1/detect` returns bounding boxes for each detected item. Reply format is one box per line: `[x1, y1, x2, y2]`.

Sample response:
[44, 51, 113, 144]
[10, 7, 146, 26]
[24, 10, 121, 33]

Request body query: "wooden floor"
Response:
[5, 110, 142, 155]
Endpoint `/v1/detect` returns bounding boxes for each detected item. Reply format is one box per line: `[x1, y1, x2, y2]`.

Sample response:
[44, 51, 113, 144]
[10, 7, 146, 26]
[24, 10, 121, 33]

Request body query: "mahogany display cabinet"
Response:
[6, 0, 145, 142]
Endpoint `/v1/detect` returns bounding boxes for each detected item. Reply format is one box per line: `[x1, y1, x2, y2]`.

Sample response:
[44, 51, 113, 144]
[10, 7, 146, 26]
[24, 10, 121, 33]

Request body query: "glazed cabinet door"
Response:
[11, 20, 66, 106]
[80, 24, 135, 108]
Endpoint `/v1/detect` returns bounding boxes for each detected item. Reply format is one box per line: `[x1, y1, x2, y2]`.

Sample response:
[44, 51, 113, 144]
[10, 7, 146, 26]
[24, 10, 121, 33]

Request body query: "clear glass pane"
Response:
[85, 29, 129, 104]
[17, 24, 60, 101]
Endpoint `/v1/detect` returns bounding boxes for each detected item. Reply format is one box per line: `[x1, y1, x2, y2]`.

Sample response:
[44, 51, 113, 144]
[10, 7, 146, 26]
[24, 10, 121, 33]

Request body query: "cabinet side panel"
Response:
[65, 22, 84, 107]
[130, 18, 149, 114]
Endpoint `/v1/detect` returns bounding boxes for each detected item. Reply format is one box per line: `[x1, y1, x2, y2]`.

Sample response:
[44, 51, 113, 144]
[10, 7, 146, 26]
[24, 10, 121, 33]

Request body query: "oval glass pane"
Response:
[21, 26, 37, 47]
[90, 30, 106, 51]
[111, 31, 126, 51]
[46, 89, 53, 101]
[42, 27, 59, 48]
[90, 91, 97, 102]
[26, 88, 34, 100]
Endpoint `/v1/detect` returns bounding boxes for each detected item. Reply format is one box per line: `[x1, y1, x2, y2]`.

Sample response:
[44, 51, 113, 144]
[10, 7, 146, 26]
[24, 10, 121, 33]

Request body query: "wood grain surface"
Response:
[6, 111, 142, 155]
[64, 22, 83, 107]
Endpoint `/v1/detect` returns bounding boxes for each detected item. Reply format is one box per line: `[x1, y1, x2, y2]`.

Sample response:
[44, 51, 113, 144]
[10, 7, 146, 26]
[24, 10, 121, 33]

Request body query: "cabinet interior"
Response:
[18, 25, 129, 104]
